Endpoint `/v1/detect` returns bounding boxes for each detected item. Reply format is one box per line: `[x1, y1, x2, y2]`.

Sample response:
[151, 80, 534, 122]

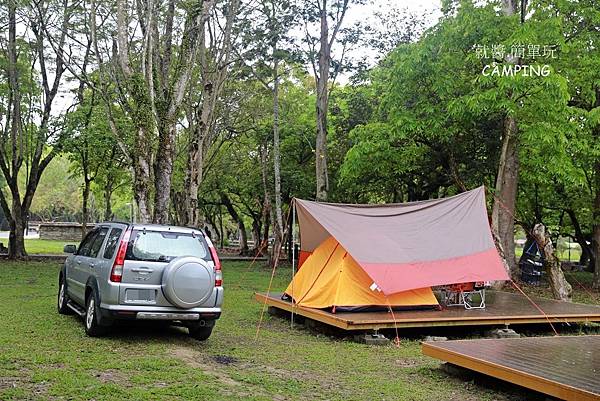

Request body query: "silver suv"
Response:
[57, 222, 223, 341]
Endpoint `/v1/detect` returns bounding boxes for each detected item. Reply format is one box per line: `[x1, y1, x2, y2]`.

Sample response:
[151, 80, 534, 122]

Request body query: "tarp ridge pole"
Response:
[291, 198, 296, 328]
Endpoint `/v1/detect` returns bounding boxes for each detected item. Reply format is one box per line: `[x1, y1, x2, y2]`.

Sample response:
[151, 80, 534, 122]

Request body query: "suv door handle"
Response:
[89, 262, 96, 268]
[131, 267, 153, 274]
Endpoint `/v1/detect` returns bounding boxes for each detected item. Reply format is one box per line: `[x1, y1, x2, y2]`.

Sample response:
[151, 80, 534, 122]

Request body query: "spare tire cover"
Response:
[161, 256, 213, 309]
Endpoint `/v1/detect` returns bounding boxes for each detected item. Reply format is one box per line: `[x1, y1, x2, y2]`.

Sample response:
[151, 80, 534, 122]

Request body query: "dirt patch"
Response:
[168, 345, 348, 400]
[212, 355, 238, 365]
[31, 381, 50, 397]
[169, 346, 242, 387]
[0, 377, 50, 398]
[0, 377, 21, 390]
[394, 358, 423, 368]
[94, 369, 130, 386]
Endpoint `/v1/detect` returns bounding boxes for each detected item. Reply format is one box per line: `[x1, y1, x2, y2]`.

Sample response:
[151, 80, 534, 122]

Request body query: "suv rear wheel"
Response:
[57, 275, 72, 315]
[85, 289, 108, 337]
[188, 321, 214, 341]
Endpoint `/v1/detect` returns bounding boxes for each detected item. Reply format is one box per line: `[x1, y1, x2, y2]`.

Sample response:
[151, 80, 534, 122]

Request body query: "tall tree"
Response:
[0, 0, 74, 258]
[303, 0, 355, 201]
[491, 0, 523, 278]
[95, 0, 237, 223]
[238, 0, 298, 261]
[182, 0, 239, 228]
[65, 91, 128, 237]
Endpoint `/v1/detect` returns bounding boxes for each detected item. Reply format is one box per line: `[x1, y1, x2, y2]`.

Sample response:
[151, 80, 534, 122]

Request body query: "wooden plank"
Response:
[255, 291, 600, 330]
[255, 292, 351, 329]
[422, 336, 600, 401]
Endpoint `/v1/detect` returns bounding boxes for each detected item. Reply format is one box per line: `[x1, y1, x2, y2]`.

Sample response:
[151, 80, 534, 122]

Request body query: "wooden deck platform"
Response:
[255, 291, 600, 330]
[422, 335, 600, 401]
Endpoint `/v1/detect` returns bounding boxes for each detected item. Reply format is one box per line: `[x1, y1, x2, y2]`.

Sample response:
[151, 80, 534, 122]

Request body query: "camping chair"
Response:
[441, 282, 487, 310]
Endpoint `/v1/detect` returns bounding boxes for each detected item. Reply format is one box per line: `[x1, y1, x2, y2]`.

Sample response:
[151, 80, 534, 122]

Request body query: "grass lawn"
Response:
[515, 246, 582, 262]
[23, 239, 76, 255]
[1, 261, 598, 400]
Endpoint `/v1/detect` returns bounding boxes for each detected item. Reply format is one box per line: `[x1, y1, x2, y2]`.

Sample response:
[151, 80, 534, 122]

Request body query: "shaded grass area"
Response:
[0, 261, 591, 400]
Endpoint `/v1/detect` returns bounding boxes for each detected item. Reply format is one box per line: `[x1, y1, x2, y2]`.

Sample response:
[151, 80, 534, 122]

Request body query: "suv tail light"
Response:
[207, 238, 222, 287]
[110, 228, 132, 283]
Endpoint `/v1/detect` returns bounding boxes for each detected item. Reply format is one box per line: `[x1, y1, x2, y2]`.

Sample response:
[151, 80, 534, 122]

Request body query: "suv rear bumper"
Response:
[99, 303, 221, 321]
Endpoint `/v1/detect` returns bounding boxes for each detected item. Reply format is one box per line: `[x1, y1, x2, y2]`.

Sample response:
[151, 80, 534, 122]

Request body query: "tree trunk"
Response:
[492, 116, 520, 279]
[259, 142, 272, 259]
[565, 208, 594, 269]
[217, 210, 224, 248]
[133, 131, 153, 223]
[273, 48, 284, 242]
[251, 218, 261, 253]
[491, 0, 521, 279]
[185, 131, 203, 227]
[183, 0, 237, 227]
[593, 224, 600, 289]
[262, 210, 271, 245]
[4, 0, 26, 259]
[315, 4, 330, 201]
[153, 123, 176, 224]
[531, 223, 572, 301]
[491, 230, 511, 290]
[205, 211, 220, 245]
[82, 178, 91, 240]
[8, 211, 26, 259]
[220, 193, 249, 255]
[593, 160, 600, 289]
[104, 179, 114, 221]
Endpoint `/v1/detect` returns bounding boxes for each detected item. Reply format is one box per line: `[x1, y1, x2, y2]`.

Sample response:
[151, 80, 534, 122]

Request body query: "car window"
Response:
[103, 228, 123, 259]
[125, 230, 209, 262]
[88, 227, 109, 258]
[78, 230, 98, 257]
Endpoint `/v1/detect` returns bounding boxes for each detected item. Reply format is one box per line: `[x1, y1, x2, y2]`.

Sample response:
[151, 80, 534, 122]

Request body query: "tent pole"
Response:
[291, 199, 296, 329]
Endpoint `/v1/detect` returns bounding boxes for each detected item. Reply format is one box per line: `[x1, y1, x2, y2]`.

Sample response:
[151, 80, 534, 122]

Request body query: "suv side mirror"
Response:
[64, 244, 77, 254]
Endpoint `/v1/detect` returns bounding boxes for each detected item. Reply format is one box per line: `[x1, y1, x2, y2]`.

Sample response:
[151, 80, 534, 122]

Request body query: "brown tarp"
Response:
[295, 186, 509, 294]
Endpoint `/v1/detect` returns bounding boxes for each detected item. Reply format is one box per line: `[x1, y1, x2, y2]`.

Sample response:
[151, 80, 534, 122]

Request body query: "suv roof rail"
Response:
[183, 225, 204, 232]
[109, 219, 131, 225]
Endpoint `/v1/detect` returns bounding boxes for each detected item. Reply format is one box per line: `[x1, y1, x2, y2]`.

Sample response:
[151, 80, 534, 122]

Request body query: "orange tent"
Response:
[285, 237, 439, 310]
[284, 187, 508, 311]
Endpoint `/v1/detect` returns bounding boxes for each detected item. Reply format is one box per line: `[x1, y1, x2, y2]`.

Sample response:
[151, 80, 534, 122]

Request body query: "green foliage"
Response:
[517, 0, 600, 237]
[14, 0, 599, 267]
[195, 68, 317, 236]
[339, 0, 597, 227]
[27, 156, 81, 220]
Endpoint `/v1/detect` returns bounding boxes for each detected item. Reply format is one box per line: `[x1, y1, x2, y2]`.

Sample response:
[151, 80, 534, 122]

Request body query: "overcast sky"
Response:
[351, 0, 441, 22]
[332, 0, 442, 82]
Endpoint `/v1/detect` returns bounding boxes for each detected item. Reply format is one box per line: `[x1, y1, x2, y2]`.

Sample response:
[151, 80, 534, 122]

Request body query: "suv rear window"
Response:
[125, 230, 210, 262]
[103, 228, 123, 259]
